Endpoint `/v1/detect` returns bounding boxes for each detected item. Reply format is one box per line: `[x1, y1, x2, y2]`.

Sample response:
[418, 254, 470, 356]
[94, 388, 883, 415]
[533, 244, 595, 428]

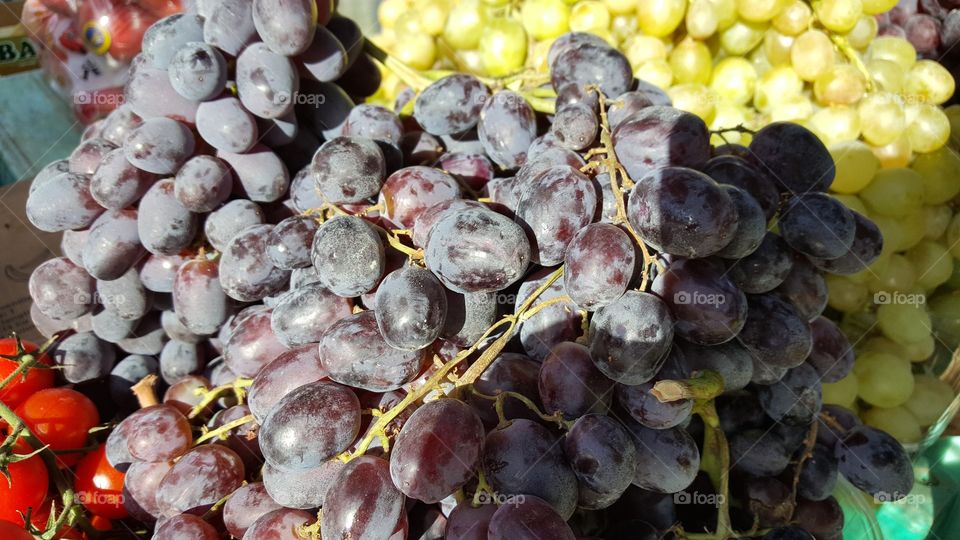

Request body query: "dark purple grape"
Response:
[390, 398, 485, 503]
[311, 136, 385, 204]
[153, 514, 218, 539]
[26, 172, 104, 232]
[342, 103, 403, 145]
[556, 82, 600, 110]
[477, 90, 538, 169]
[252, 0, 316, 56]
[159, 339, 204, 384]
[617, 347, 693, 428]
[110, 354, 159, 411]
[116, 313, 168, 356]
[482, 419, 579, 519]
[741, 476, 795, 528]
[411, 199, 485, 249]
[123, 404, 192, 462]
[780, 193, 855, 260]
[259, 380, 360, 470]
[516, 270, 584, 361]
[196, 96, 258, 153]
[222, 483, 283, 539]
[173, 155, 232, 212]
[651, 258, 747, 345]
[608, 90, 655, 129]
[248, 344, 327, 422]
[142, 14, 205, 68]
[445, 501, 496, 540]
[613, 107, 710, 181]
[563, 223, 635, 310]
[173, 258, 229, 335]
[61, 230, 88, 268]
[729, 428, 790, 476]
[547, 32, 609, 67]
[53, 331, 115, 383]
[399, 131, 444, 165]
[236, 42, 299, 119]
[798, 444, 839, 502]
[270, 282, 353, 347]
[69, 137, 116, 175]
[203, 0, 257, 56]
[100, 104, 143, 145]
[703, 155, 780, 221]
[90, 149, 156, 210]
[516, 165, 598, 265]
[204, 199, 266, 252]
[167, 41, 227, 101]
[550, 41, 632, 98]
[298, 25, 348, 82]
[588, 291, 674, 385]
[627, 166, 737, 258]
[219, 224, 291, 302]
[267, 215, 320, 270]
[564, 414, 639, 509]
[245, 508, 315, 540]
[714, 185, 766, 259]
[758, 363, 823, 425]
[539, 342, 613, 419]
[749, 122, 835, 194]
[312, 215, 385, 297]
[817, 404, 861, 448]
[163, 375, 211, 415]
[440, 289, 497, 347]
[739, 293, 813, 369]
[806, 316, 854, 383]
[424, 207, 530, 293]
[123, 460, 172, 520]
[792, 497, 843, 540]
[82, 209, 144, 280]
[321, 456, 406, 539]
[218, 144, 290, 203]
[727, 233, 794, 294]
[676, 339, 754, 392]
[124, 117, 195, 175]
[374, 266, 447, 351]
[378, 166, 460, 228]
[123, 55, 200, 122]
[92, 306, 140, 343]
[487, 495, 577, 540]
[156, 445, 245, 517]
[224, 307, 289, 377]
[319, 310, 428, 391]
[467, 353, 542, 427]
[436, 152, 494, 191]
[809, 211, 883, 275]
[624, 421, 700, 493]
[413, 74, 490, 136]
[262, 459, 343, 509]
[835, 426, 914, 501]
[551, 103, 599, 150]
[297, 80, 355, 139]
[137, 179, 198, 256]
[775, 257, 828, 321]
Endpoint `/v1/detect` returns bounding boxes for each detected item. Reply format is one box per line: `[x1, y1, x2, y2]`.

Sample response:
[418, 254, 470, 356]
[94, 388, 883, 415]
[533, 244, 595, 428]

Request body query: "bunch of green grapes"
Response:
[819, 107, 960, 444]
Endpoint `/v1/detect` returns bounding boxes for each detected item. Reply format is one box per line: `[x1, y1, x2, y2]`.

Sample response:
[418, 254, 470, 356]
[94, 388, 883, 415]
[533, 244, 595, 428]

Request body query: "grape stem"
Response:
[363, 38, 434, 92]
[828, 34, 875, 93]
[194, 414, 256, 445]
[651, 370, 725, 402]
[188, 377, 254, 419]
[131, 374, 159, 408]
[789, 420, 819, 506]
[471, 389, 572, 430]
[471, 469, 496, 507]
[690, 400, 734, 540]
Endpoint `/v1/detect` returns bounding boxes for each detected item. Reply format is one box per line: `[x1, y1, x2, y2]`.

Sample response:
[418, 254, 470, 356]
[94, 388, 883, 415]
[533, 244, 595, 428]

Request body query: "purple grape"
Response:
[749, 122, 835, 194]
[69, 137, 117, 175]
[651, 257, 747, 345]
[54, 331, 116, 383]
[779, 193, 855, 260]
[677, 339, 754, 392]
[90, 149, 156, 210]
[477, 90, 538, 169]
[342, 103, 404, 145]
[379, 166, 461, 228]
[613, 106, 711, 180]
[82, 209, 145, 280]
[488, 495, 577, 540]
[551, 103, 599, 150]
[539, 342, 613, 419]
[516, 270, 584, 361]
[26, 172, 104, 232]
[775, 256, 828, 321]
[156, 445, 245, 516]
[704, 155, 780, 221]
[168, 41, 228, 101]
[124, 54, 200, 123]
[248, 344, 328, 422]
[252, 0, 316, 56]
[100, 104, 143, 145]
[236, 43, 299, 119]
[617, 347, 693, 428]
[321, 456, 406, 540]
[835, 426, 914, 500]
[217, 144, 290, 203]
[311, 215, 386, 297]
[311, 136, 386, 204]
[224, 307, 289, 377]
[550, 40, 632, 98]
[739, 293, 813, 369]
[806, 316, 854, 383]
[173, 155, 233, 212]
[809, 211, 883, 275]
[153, 514, 218, 540]
[727, 233, 794, 294]
[123, 117, 195, 175]
[222, 483, 283, 539]
[203, 0, 257, 56]
[270, 282, 353, 346]
[196, 96, 259, 153]
[219, 224, 291, 302]
[374, 266, 447, 351]
[516, 165, 597, 265]
[413, 74, 490, 136]
[588, 291, 674, 385]
[173, 258, 229, 335]
[298, 25, 348, 82]
[138, 179, 198, 256]
[28, 257, 95, 320]
[625, 421, 700, 493]
[564, 414, 639, 509]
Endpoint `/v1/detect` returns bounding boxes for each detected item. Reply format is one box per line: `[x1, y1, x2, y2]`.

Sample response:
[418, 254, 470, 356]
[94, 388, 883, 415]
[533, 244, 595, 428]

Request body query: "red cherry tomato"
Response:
[0, 519, 33, 540]
[0, 338, 54, 409]
[0, 439, 49, 523]
[74, 444, 127, 520]
[15, 388, 99, 467]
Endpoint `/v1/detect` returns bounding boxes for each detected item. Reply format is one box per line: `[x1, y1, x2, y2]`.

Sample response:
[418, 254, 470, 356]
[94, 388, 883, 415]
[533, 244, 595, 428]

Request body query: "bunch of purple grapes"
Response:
[880, 0, 960, 73]
[24, 0, 913, 534]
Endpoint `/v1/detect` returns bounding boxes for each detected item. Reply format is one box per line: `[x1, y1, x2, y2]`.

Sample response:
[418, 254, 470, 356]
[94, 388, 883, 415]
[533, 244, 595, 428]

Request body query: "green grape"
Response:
[521, 0, 570, 40]
[857, 91, 906, 147]
[908, 241, 953, 290]
[790, 30, 834, 81]
[636, 59, 674, 89]
[862, 406, 923, 443]
[669, 38, 713, 84]
[868, 254, 916, 294]
[668, 83, 717, 123]
[826, 274, 869, 313]
[814, 64, 867, 105]
[709, 102, 751, 145]
[862, 0, 897, 14]
[904, 375, 956, 426]
[444, 0, 486, 50]
[420, 1, 450, 36]
[773, 0, 812, 35]
[867, 58, 905, 94]
[833, 193, 870, 215]
[906, 103, 951, 153]
[815, 0, 863, 33]
[868, 36, 917, 71]
[845, 15, 877, 50]
[605, 0, 639, 14]
[570, 0, 611, 32]
[769, 93, 814, 122]
[901, 333, 935, 362]
[719, 19, 767, 55]
[395, 33, 437, 70]
[624, 35, 668, 69]
[764, 29, 794, 66]
[737, 0, 785, 22]
[686, 0, 718, 39]
[923, 205, 953, 240]
[853, 350, 915, 407]
[612, 14, 639, 42]
[808, 105, 861, 146]
[823, 373, 859, 408]
[872, 133, 912, 169]
[637, 0, 687, 37]
[378, 0, 408, 29]
[829, 140, 879, 194]
[859, 168, 924, 218]
[948, 262, 960, 289]
[710, 57, 757, 105]
[946, 104, 960, 147]
[877, 302, 932, 346]
[912, 147, 960, 205]
[948, 214, 960, 258]
[930, 291, 960, 347]
[482, 0, 511, 5]
[903, 60, 956, 106]
[711, 0, 738, 29]
[395, 9, 423, 36]
[479, 18, 528, 76]
[753, 65, 803, 112]
[874, 211, 926, 253]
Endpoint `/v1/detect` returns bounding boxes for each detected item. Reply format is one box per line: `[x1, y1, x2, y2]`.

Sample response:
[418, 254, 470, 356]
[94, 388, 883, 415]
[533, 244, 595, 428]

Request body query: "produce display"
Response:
[1, 1, 955, 540]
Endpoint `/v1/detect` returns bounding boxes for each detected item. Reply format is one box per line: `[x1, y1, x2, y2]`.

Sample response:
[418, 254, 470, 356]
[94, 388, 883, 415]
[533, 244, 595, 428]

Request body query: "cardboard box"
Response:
[0, 179, 59, 341]
[0, 1, 39, 76]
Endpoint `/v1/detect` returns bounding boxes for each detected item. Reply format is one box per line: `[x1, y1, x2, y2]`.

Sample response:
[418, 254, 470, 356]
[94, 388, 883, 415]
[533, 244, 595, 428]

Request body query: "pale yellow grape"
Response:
[394, 9, 423, 36]
[686, 0, 719, 39]
[773, 0, 812, 35]
[908, 241, 954, 290]
[764, 30, 794, 66]
[924, 205, 953, 240]
[877, 302, 932, 346]
[873, 211, 926, 252]
[948, 214, 960, 258]
[903, 60, 956, 106]
[845, 15, 877, 50]
[904, 375, 956, 426]
[669, 38, 712, 84]
[930, 291, 960, 346]
[872, 133, 912, 168]
[854, 351, 915, 407]
[862, 0, 897, 14]
[814, 64, 866, 105]
[769, 93, 814, 122]
[753, 65, 803, 112]
[623, 35, 668, 69]
[863, 406, 923, 443]
[829, 141, 879, 193]
[612, 14, 639, 42]
[479, 19, 527, 76]
[868, 36, 917, 71]
[736, 0, 784, 22]
[946, 105, 960, 147]
[815, 0, 863, 33]
[636, 59, 674, 89]
[791, 30, 834, 81]
[906, 103, 951, 153]
[587, 27, 617, 45]
[668, 83, 718, 123]
[857, 91, 906, 147]
[394, 33, 437, 70]
[521, 0, 570, 40]
[419, 1, 449, 36]
[749, 45, 773, 74]
[948, 264, 960, 289]
[868, 254, 916, 294]
[867, 58, 905, 94]
[710, 57, 757, 105]
[443, 0, 486, 50]
[808, 106, 861, 146]
[859, 168, 923, 218]
[604, 0, 638, 14]
[719, 19, 767, 55]
[912, 148, 960, 205]
[482, 0, 510, 5]
[377, 0, 408, 29]
[834, 193, 870, 215]
[528, 40, 552, 72]
[570, 0, 611, 32]
[823, 373, 859, 408]
[826, 274, 869, 312]
[711, 0, 738, 29]
[637, 0, 687, 37]
[901, 333, 935, 362]
[709, 102, 751, 145]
